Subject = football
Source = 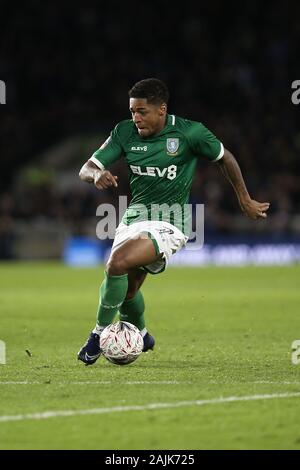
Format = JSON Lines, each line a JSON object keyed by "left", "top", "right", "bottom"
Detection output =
{"left": 100, "top": 321, "right": 144, "bottom": 365}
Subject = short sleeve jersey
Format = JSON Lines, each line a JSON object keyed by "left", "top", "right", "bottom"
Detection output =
{"left": 90, "top": 114, "right": 224, "bottom": 235}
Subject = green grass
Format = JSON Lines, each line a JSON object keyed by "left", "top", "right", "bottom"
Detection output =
{"left": 0, "top": 262, "right": 300, "bottom": 449}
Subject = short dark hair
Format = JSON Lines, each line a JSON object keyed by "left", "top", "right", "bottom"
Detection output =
{"left": 128, "top": 78, "right": 169, "bottom": 105}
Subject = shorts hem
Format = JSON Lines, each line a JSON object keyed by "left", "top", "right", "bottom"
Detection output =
{"left": 145, "top": 231, "right": 161, "bottom": 256}
{"left": 142, "top": 262, "right": 166, "bottom": 275}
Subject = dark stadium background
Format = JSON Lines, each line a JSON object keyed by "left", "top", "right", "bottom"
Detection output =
{"left": 0, "top": 1, "right": 299, "bottom": 262}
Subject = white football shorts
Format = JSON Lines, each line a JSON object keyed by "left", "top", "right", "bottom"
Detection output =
{"left": 111, "top": 220, "right": 188, "bottom": 274}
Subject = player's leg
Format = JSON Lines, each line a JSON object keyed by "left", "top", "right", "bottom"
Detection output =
{"left": 119, "top": 268, "right": 155, "bottom": 351}
{"left": 106, "top": 236, "right": 161, "bottom": 276}
{"left": 78, "top": 236, "right": 160, "bottom": 364}
{"left": 121, "top": 268, "right": 147, "bottom": 328}
{"left": 119, "top": 269, "right": 147, "bottom": 330}
{"left": 125, "top": 268, "right": 148, "bottom": 301}
{"left": 96, "top": 236, "right": 160, "bottom": 328}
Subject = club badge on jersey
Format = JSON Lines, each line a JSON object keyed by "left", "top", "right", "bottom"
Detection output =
{"left": 166, "top": 138, "right": 179, "bottom": 156}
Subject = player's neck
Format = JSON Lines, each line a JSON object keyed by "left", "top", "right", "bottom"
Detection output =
{"left": 154, "top": 114, "right": 168, "bottom": 135}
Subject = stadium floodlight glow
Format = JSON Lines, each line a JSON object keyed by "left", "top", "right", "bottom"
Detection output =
{"left": 0, "top": 80, "right": 6, "bottom": 104}
{"left": 291, "top": 80, "right": 300, "bottom": 105}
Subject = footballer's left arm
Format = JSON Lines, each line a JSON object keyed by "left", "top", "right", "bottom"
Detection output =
{"left": 217, "top": 148, "right": 270, "bottom": 219}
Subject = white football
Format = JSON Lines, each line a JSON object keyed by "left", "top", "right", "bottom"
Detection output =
{"left": 100, "top": 321, "right": 144, "bottom": 365}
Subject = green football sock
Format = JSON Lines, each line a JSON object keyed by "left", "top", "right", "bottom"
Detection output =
{"left": 119, "top": 290, "right": 146, "bottom": 331}
{"left": 96, "top": 272, "right": 128, "bottom": 327}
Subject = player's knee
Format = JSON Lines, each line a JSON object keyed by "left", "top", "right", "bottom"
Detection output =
{"left": 106, "top": 253, "right": 128, "bottom": 276}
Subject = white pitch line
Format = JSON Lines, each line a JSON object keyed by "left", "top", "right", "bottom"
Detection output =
{"left": 253, "top": 381, "right": 300, "bottom": 385}
{"left": 0, "top": 380, "right": 189, "bottom": 385}
{"left": 0, "top": 382, "right": 41, "bottom": 385}
{"left": 71, "top": 381, "right": 190, "bottom": 385}
{"left": 1, "top": 380, "right": 300, "bottom": 386}
{"left": 0, "top": 392, "right": 300, "bottom": 423}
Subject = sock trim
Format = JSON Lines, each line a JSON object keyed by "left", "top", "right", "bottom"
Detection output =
{"left": 105, "top": 271, "right": 128, "bottom": 279}
{"left": 100, "top": 302, "right": 123, "bottom": 309}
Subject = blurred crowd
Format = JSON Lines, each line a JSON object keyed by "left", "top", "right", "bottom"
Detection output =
{"left": 0, "top": 1, "right": 300, "bottom": 257}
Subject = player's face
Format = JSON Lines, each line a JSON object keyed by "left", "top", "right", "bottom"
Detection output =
{"left": 129, "top": 98, "right": 167, "bottom": 138}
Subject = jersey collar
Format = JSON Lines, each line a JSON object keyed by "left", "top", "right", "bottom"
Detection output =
{"left": 148, "top": 114, "right": 175, "bottom": 139}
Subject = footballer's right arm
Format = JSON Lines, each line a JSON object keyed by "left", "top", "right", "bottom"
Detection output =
{"left": 79, "top": 160, "right": 118, "bottom": 190}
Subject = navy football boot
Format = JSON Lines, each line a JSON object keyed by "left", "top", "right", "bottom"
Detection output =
{"left": 77, "top": 332, "right": 102, "bottom": 365}
{"left": 142, "top": 332, "right": 155, "bottom": 352}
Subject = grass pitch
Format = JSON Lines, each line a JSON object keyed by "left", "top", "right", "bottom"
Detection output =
{"left": 0, "top": 262, "right": 300, "bottom": 449}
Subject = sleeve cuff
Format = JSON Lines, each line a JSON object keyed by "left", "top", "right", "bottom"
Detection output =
{"left": 89, "top": 156, "right": 105, "bottom": 170}
{"left": 213, "top": 142, "right": 224, "bottom": 162}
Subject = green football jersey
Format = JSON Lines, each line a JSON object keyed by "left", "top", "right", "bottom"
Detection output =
{"left": 90, "top": 114, "right": 224, "bottom": 235}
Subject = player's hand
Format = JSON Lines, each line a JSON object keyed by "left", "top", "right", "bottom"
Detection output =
{"left": 240, "top": 198, "right": 270, "bottom": 219}
{"left": 94, "top": 170, "right": 118, "bottom": 190}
